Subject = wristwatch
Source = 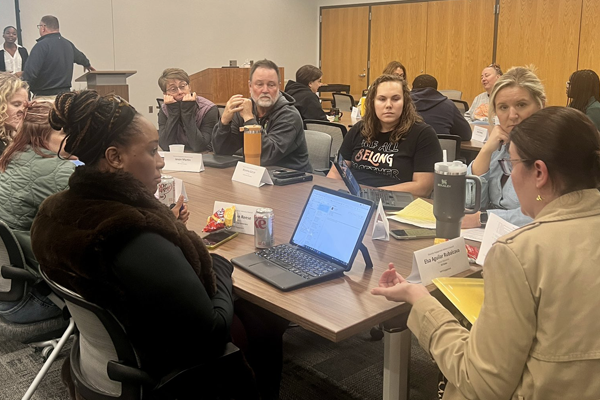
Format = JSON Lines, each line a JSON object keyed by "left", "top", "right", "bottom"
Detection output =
{"left": 479, "top": 211, "right": 488, "bottom": 228}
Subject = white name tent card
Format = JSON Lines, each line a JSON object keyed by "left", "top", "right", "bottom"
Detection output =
{"left": 173, "top": 177, "right": 188, "bottom": 202}
{"left": 213, "top": 201, "right": 259, "bottom": 235}
{"left": 406, "top": 237, "right": 470, "bottom": 286}
{"left": 231, "top": 162, "right": 273, "bottom": 187}
{"left": 475, "top": 213, "right": 518, "bottom": 266}
{"left": 371, "top": 199, "right": 390, "bottom": 241}
{"left": 159, "top": 151, "right": 205, "bottom": 172}
{"left": 471, "top": 126, "right": 488, "bottom": 143}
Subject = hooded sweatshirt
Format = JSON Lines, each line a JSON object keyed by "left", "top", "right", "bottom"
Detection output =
{"left": 212, "top": 91, "right": 311, "bottom": 172}
{"left": 284, "top": 80, "right": 327, "bottom": 121}
{"left": 411, "top": 87, "right": 472, "bottom": 141}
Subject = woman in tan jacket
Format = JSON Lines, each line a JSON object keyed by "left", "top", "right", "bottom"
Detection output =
{"left": 372, "top": 106, "right": 600, "bottom": 400}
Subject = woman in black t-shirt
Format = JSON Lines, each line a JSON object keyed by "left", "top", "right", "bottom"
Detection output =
{"left": 328, "top": 74, "right": 442, "bottom": 197}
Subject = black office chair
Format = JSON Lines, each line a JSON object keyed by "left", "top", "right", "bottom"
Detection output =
{"left": 318, "top": 84, "right": 351, "bottom": 94}
{"left": 41, "top": 269, "right": 257, "bottom": 400}
{"left": 450, "top": 99, "right": 469, "bottom": 115}
{"left": 217, "top": 104, "right": 226, "bottom": 119}
{"left": 0, "top": 220, "right": 74, "bottom": 400}
{"left": 332, "top": 93, "right": 355, "bottom": 112}
{"left": 304, "top": 119, "right": 348, "bottom": 160}
{"left": 438, "top": 134, "right": 464, "bottom": 163}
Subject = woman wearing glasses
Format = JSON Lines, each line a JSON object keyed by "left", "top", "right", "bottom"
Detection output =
{"left": 465, "top": 64, "right": 503, "bottom": 123}
{"left": 157, "top": 68, "right": 218, "bottom": 152}
{"left": 373, "top": 106, "right": 600, "bottom": 400}
{"left": 566, "top": 69, "right": 600, "bottom": 130}
{"left": 463, "top": 66, "right": 545, "bottom": 228}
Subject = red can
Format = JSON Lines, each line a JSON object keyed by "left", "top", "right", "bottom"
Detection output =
{"left": 254, "top": 208, "right": 274, "bottom": 248}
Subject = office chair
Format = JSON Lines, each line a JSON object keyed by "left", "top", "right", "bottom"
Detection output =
{"left": 217, "top": 104, "right": 226, "bottom": 119}
{"left": 437, "top": 134, "right": 463, "bottom": 163}
{"left": 304, "top": 130, "right": 333, "bottom": 175}
{"left": 304, "top": 119, "right": 347, "bottom": 160}
{"left": 450, "top": 99, "right": 469, "bottom": 114}
{"left": 318, "top": 84, "right": 350, "bottom": 94}
{"left": 439, "top": 90, "right": 462, "bottom": 100}
{"left": 41, "top": 269, "right": 257, "bottom": 400}
{"left": 332, "top": 93, "right": 355, "bottom": 112}
{"left": 155, "top": 98, "right": 164, "bottom": 110}
{"left": 0, "top": 220, "right": 74, "bottom": 400}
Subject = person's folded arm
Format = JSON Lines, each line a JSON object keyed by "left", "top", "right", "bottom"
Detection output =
{"left": 212, "top": 114, "right": 246, "bottom": 155}
{"left": 158, "top": 105, "right": 181, "bottom": 151}
{"left": 259, "top": 112, "right": 303, "bottom": 166}
{"left": 408, "top": 242, "right": 535, "bottom": 399}
{"left": 181, "top": 103, "right": 218, "bottom": 152}
{"left": 113, "top": 232, "right": 234, "bottom": 344}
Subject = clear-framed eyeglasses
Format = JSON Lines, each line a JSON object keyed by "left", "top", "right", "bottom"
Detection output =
{"left": 166, "top": 82, "right": 189, "bottom": 94}
{"left": 498, "top": 158, "right": 530, "bottom": 175}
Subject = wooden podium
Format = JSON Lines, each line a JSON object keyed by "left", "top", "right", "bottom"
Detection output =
{"left": 75, "top": 71, "right": 137, "bottom": 101}
{"left": 190, "top": 67, "right": 284, "bottom": 104}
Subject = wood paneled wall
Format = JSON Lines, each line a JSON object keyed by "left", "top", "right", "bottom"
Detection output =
{"left": 578, "top": 0, "right": 600, "bottom": 71}
{"left": 321, "top": 7, "right": 370, "bottom": 99}
{"left": 496, "top": 0, "right": 583, "bottom": 106}
{"left": 370, "top": 2, "right": 428, "bottom": 84}
{"left": 425, "top": 0, "right": 496, "bottom": 105}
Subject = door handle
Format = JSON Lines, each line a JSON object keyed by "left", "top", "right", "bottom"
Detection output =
{"left": 359, "top": 73, "right": 366, "bottom": 78}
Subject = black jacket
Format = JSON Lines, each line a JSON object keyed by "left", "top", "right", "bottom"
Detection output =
{"left": 284, "top": 80, "right": 327, "bottom": 121}
{"left": 0, "top": 46, "right": 28, "bottom": 72}
{"left": 410, "top": 87, "right": 472, "bottom": 141}
{"left": 22, "top": 33, "right": 90, "bottom": 96}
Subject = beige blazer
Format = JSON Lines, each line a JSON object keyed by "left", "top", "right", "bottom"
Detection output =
{"left": 408, "top": 189, "right": 600, "bottom": 400}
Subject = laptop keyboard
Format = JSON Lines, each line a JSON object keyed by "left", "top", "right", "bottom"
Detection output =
{"left": 257, "top": 245, "right": 337, "bottom": 280}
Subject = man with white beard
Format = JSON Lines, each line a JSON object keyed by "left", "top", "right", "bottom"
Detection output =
{"left": 212, "top": 59, "right": 311, "bottom": 172}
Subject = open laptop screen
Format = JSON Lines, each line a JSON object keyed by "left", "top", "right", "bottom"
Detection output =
{"left": 335, "top": 154, "right": 362, "bottom": 196}
{"left": 290, "top": 186, "right": 373, "bottom": 267}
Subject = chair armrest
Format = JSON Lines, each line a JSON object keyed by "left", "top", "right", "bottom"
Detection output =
{"left": 107, "top": 360, "right": 156, "bottom": 387}
{"left": 1, "top": 265, "right": 37, "bottom": 282}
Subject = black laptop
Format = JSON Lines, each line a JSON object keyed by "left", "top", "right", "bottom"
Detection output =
{"left": 203, "top": 154, "right": 242, "bottom": 168}
{"left": 232, "top": 185, "right": 374, "bottom": 291}
{"left": 333, "top": 154, "right": 413, "bottom": 210}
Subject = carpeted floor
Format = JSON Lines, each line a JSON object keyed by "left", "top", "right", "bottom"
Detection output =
{"left": 0, "top": 326, "right": 439, "bottom": 400}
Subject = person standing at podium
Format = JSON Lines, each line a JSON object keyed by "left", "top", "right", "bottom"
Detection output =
{"left": 21, "top": 15, "right": 95, "bottom": 101}
{"left": 212, "top": 59, "right": 311, "bottom": 172}
{"left": 157, "top": 68, "right": 218, "bottom": 152}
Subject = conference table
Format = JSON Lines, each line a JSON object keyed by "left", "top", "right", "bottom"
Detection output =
{"left": 169, "top": 167, "right": 479, "bottom": 400}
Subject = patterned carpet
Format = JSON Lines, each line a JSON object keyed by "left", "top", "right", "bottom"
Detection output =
{"left": 0, "top": 326, "right": 439, "bottom": 400}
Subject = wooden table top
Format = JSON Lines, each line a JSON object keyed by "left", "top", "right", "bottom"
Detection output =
{"left": 171, "top": 168, "right": 479, "bottom": 342}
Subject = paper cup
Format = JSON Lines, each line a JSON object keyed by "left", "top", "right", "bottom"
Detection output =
{"left": 169, "top": 144, "right": 185, "bottom": 153}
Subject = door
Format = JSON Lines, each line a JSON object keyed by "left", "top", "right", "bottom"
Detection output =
{"left": 370, "top": 2, "right": 428, "bottom": 85}
{"left": 425, "top": 0, "right": 496, "bottom": 106}
{"left": 321, "top": 6, "right": 370, "bottom": 101}
{"left": 496, "top": 0, "right": 583, "bottom": 105}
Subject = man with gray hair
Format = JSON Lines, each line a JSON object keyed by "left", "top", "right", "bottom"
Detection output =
{"left": 22, "top": 15, "right": 95, "bottom": 99}
{"left": 212, "top": 59, "right": 311, "bottom": 172}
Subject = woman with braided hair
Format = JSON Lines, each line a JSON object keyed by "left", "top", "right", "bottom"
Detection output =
{"left": 31, "top": 90, "right": 287, "bottom": 399}
{"left": 566, "top": 69, "right": 600, "bottom": 130}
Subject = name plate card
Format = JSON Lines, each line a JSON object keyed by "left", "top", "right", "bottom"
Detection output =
{"left": 471, "top": 126, "right": 488, "bottom": 143}
{"left": 371, "top": 199, "right": 390, "bottom": 241}
{"left": 159, "top": 152, "right": 205, "bottom": 172}
{"left": 213, "top": 201, "right": 259, "bottom": 235}
{"left": 231, "top": 162, "right": 273, "bottom": 187}
{"left": 406, "top": 237, "right": 470, "bottom": 286}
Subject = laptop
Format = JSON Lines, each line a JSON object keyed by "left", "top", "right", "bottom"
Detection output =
{"left": 232, "top": 185, "right": 374, "bottom": 291}
{"left": 333, "top": 154, "right": 414, "bottom": 210}
{"left": 203, "top": 154, "right": 243, "bottom": 168}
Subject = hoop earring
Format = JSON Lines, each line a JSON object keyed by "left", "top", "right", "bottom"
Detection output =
{"left": 536, "top": 195, "right": 543, "bottom": 202}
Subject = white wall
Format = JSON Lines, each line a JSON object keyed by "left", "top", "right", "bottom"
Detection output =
{"left": 0, "top": 0, "right": 17, "bottom": 38}
{"left": 15, "top": 0, "right": 321, "bottom": 125}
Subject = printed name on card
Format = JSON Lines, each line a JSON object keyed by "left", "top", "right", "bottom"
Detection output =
{"left": 213, "top": 201, "right": 259, "bottom": 235}
{"left": 406, "top": 237, "right": 470, "bottom": 286}
{"left": 160, "top": 152, "right": 205, "bottom": 172}
{"left": 231, "top": 162, "right": 273, "bottom": 187}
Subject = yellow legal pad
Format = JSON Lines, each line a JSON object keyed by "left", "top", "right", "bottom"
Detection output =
{"left": 432, "top": 277, "right": 484, "bottom": 324}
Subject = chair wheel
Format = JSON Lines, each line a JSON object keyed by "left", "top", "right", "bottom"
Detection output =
{"left": 42, "top": 346, "right": 53, "bottom": 360}
{"left": 370, "top": 326, "right": 384, "bottom": 341}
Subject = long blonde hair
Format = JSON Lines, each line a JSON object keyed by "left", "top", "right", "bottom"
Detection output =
{"left": 489, "top": 66, "right": 546, "bottom": 120}
{"left": 0, "top": 73, "right": 29, "bottom": 148}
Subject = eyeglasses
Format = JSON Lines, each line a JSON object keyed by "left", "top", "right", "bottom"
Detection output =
{"left": 166, "top": 82, "right": 189, "bottom": 94}
{"left": 498, "top": 158, "right": 530, "bottom": 175}
{"left": 36, "top": 24, "right": 46, "bottom": 29}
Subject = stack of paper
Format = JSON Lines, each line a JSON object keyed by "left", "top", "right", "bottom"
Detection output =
{"left": 387, "top": 198, "right": 436, "bottom": 229}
